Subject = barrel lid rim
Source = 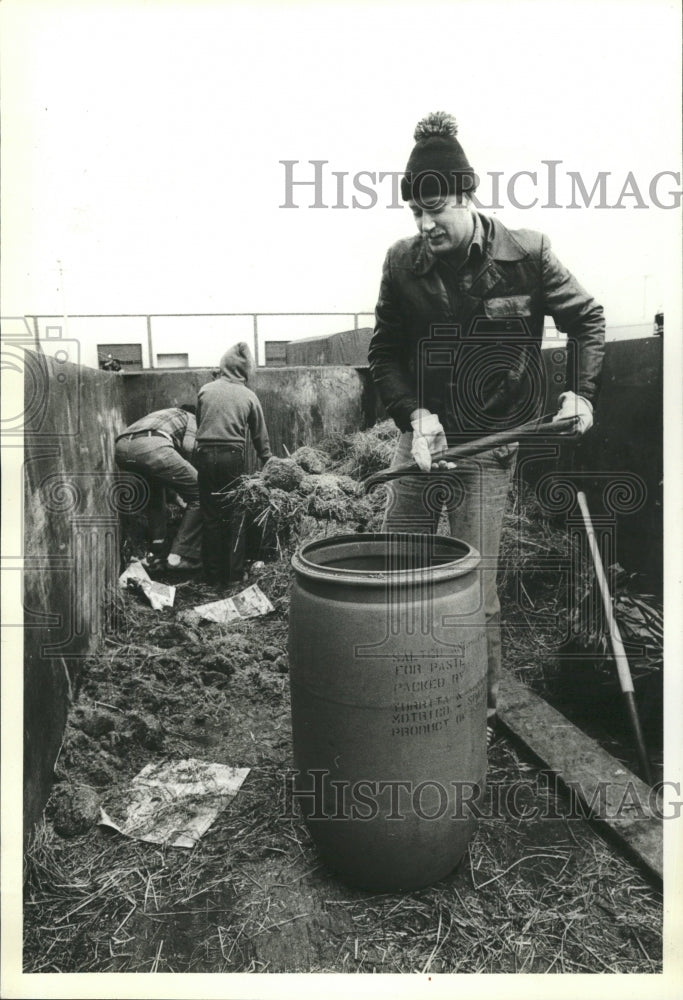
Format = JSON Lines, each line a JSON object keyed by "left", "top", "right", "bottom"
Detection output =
{"left": 290, "top": 531, "right": 481, "bottom": 585}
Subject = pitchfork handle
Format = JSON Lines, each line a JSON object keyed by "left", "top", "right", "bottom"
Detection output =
{"left": 363, "top": 415, "right": 579, "bottom": 491}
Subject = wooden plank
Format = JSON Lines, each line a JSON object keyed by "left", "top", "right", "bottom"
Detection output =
{"left": 498, "top": 672, "right": 662, "bottom": 882}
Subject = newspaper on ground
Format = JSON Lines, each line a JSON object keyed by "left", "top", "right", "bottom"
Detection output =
{"left": 118, "top": 558, "right": 176, "bottom": 611}
{"left": 184, "top": 583, "right": 274, "bottom": 625}
{"left": 99, "top": 759, "right": 250, "bottom": 848}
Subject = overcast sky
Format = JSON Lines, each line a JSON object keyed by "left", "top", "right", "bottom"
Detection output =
{"left": 1, "top": 0, "right": 681, "bottom": 335}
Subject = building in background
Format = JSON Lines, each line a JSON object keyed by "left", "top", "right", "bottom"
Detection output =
{"left": 22, "top": 313, "right": 656, "bottom": 371}
{"left": 26, "top": 313, "right": 376, "bottom": 370}
{"left": 264, "top": 341, "right": 289, "bottom": 367}
{"left": 284, "top": 327, "right": 374, "bottom": 366}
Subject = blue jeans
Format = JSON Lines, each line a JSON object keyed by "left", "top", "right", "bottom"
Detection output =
{"left": 115, "top": 436, "right": 202, "bottom": 560}
{"left": 382, "top": 432, "right": 518, "bottom": 718}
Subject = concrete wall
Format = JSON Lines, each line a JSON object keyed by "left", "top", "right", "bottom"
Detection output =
{"left": 573, "top": 337, "right": 663, "bottom": 581}
{"left": 518, "top": 338, "right": 662, "bottom": 586}
{"left": 22, "top": 350, "right": 128, "bottom": 835}
{"left": 121, "top": 366, "right": 380, "bottom": 470}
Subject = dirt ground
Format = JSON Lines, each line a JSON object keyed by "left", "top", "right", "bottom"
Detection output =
{"left": 24, "top": 558, "right": 662, "bottom": 974}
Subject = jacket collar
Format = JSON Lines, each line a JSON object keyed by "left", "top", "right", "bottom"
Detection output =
{"left": 412, "top": 211, "right": 529, "bottom": 276}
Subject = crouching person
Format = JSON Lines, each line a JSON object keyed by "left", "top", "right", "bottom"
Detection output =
{"left": 196, "top": 342, "right": 272, "bottom": 586}
{"left": 114, "top": 404, "right": 202, "bottom": 570}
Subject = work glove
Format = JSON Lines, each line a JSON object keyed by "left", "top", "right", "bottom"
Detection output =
{"left": 410, "top": 410, "right": 449, "bottom": 471}
{"left": 553, "top": 391, "right": 594, "bottom": 435}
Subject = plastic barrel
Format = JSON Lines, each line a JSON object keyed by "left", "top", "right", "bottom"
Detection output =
{"left": 288, "top": 532, "right": 487, "bottom": 891}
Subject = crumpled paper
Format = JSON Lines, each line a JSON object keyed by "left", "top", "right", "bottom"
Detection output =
{"left": 184, "top": 583, "right": 274, "bottom": 625}
{"left": 99, "top": 759, "right": 250, "bottom": 848}
{"left": 119, "top": 559, "right": 175, "bottom": 611}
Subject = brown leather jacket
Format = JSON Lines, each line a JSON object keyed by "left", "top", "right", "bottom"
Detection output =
{"left": 369, "top": 212, "right": 605, "bottom": 438}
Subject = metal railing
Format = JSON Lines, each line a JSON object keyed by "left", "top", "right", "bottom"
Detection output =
{"left": 25, "top": 312, "right": 376, "bottom": 368}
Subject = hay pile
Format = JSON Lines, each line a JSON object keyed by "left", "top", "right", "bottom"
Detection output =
{"left": 571, "top": 565, "right": 663, "bottom": 680}
{"left": 319, "top": 419, "right": 398, "bottom": 480}
{"left": 218, "top": 421, "right": 397, "bottom": 558}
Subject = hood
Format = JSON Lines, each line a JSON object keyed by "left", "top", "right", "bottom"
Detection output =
{"left": 219, "top": 341, "right": 255, "bottom": 382}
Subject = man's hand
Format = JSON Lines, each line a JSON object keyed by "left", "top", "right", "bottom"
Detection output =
{"left": 410, "top": 409, "right": 452, "bottom": 471}
{"left": 553, "top": 391, "right": 594, "bottom": 435}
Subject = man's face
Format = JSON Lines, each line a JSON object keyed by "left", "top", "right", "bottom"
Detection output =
{"left": 409, "top": 193, "right": 474, "bottom": 255}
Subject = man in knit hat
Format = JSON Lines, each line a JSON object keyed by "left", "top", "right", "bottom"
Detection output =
{"left": 195, "top": 342, "right": 272, "bottom": 586}
{"left": 368, "top": 112, "right": 605, "bottom": 745}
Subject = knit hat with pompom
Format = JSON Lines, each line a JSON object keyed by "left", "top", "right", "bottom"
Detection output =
{"left": 219, "top": 341, "right": 255, "bottom": 382}
{"left": 401, "top": 112, "right": 477, "bottom": 202}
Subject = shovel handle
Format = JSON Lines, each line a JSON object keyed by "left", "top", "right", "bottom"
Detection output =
{"left": 364, "top": 415, "right": 579, "bottom": 491}
{"left": 576, "top": 490, "right": 653, "bottom": 786}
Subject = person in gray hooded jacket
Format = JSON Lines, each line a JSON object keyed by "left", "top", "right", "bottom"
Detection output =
{"left": 195, "top": 342, "right": 272, "bottom": 585}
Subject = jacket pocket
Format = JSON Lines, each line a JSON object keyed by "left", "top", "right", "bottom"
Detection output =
{"left": 482, "top": 295, "right": 532, "bottom": 319}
